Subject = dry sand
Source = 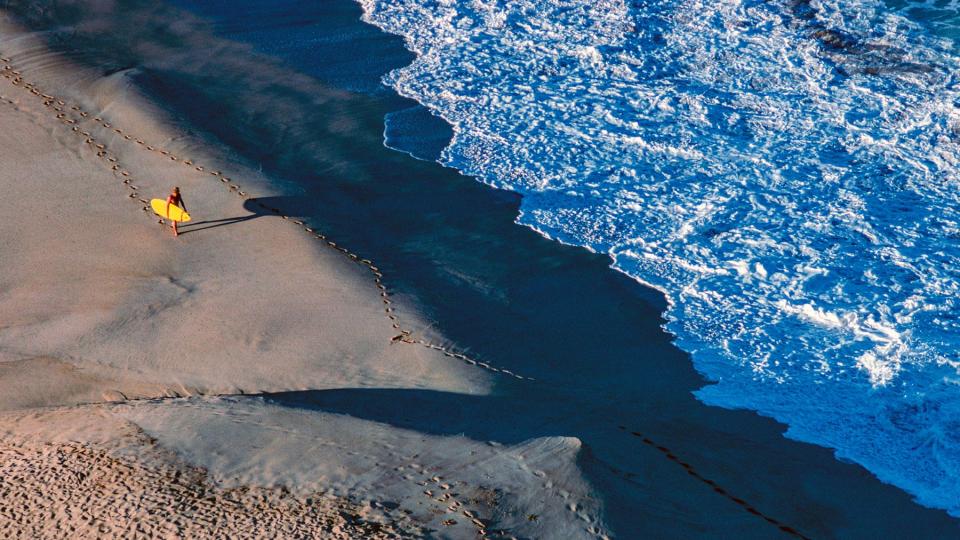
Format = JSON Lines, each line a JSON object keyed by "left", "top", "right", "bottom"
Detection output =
{"left": 0, "top": 19, "right": 599, "bottom": 539}
{"left": 0, "top": 411, "right": 422, "bottom": 540}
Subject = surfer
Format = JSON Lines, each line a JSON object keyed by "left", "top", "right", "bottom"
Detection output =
{"left": 166, "top": 187, "right": 187, "bottom": 236}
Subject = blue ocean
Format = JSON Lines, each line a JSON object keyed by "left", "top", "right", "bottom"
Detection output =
{"left": 143, "top": 0, "right": 960, "bottom": 520}
{"left": 345, "top": 0, "right": 960, "bottom": 515}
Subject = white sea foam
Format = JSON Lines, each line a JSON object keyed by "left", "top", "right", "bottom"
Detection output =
{"left": 357, "top": 0, "right": 960, "bottom": 515}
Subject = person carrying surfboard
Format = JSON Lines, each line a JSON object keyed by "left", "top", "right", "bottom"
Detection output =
{"left": 166, "top": 187, "right": 187, "bottom": 236}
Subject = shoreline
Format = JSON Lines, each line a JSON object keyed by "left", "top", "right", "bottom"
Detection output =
{"left": 356, "top": 0, "right": 960, "bottom": 518}
{"left": 0, "top": 2, "right": 958, "bottom": 538}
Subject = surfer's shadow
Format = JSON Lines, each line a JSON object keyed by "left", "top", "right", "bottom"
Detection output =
{"left": 178, "top": 196, "right": 301, "bottom": 235}
{"left": 178, "top": 215, "right": 257, "bottom": 234}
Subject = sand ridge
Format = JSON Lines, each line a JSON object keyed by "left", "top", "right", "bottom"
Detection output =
{"left": 0, "top": 54, "right": 532, "bottom": 385}
{"left": 0, "top": 59, "right": 484, "bottom": 399}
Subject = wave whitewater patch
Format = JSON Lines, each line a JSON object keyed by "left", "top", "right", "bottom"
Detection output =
{"left": 356, "top": 0, "right": 960, "bottom": 515}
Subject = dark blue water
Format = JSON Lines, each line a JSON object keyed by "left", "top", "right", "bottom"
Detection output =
{"left": 166, "top": 0, "right": 406, "bottom": 94}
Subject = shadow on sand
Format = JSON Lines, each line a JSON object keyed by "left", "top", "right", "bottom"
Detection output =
{"left": 177, "top": 197, "right": 302, "bottom": 235}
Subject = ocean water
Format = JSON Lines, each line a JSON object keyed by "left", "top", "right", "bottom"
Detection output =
{"left": 354, "top": 0, "right": 960, "bottom": 515}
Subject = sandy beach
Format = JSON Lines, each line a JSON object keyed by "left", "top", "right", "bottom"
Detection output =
{"left": 2, "top": 2, "right": 960, "bottom": 538}
{"left": 0, "top": 18, "right": 524, "bottom": 539}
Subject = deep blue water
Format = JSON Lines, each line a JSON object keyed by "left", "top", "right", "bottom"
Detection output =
{"left": 172, "top": 0, "right": 960, "bottom": 517}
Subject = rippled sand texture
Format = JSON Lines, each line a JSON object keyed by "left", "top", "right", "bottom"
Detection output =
{"left": 0, "top": 437, "right": 418, "bottom": 539}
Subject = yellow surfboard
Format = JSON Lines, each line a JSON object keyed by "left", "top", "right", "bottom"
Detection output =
{"left": 150, "top": 199, "right": 192, "bottom": 223}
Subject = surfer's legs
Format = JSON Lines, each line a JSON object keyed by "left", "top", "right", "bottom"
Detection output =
{"left": 172, "top": 220, "right": 179, "bottom": 236}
